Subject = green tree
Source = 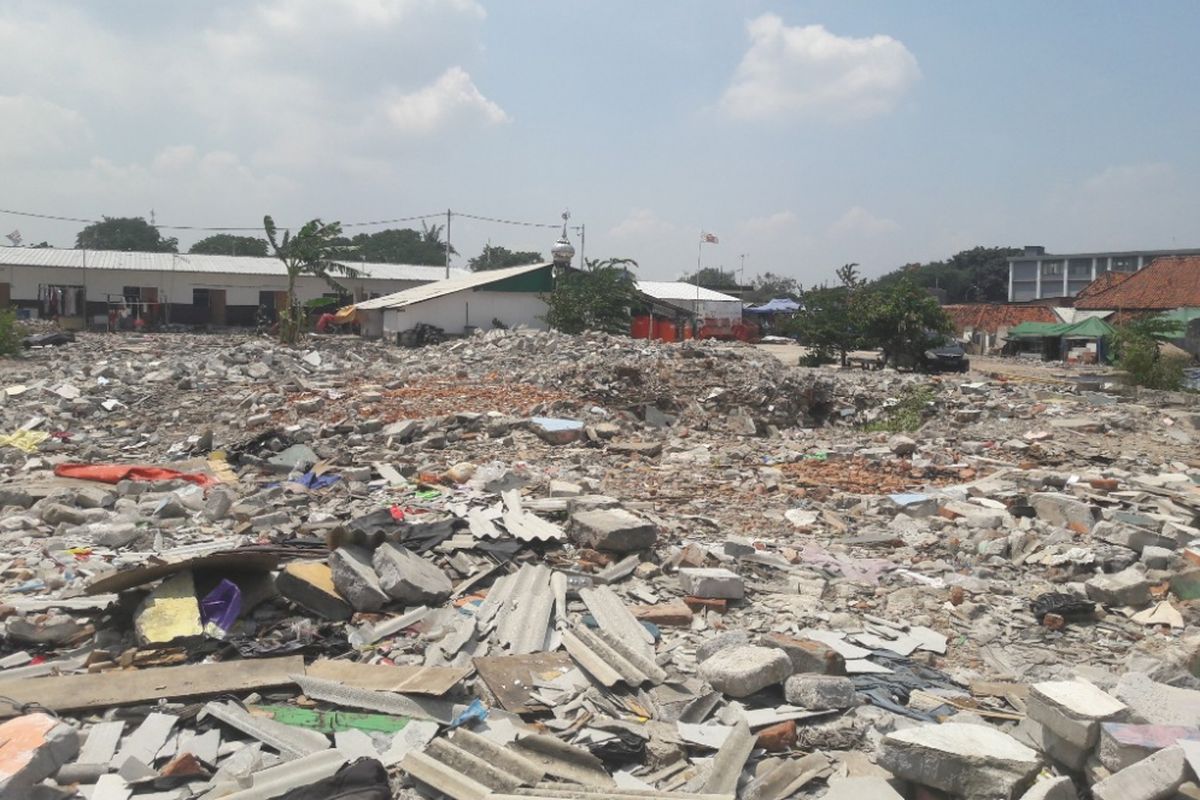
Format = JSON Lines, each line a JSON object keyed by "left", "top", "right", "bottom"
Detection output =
{"left": 263, "top": 215, "right": 362, "bottom": 344}
{"left": 1111, "top": 314, "right": 1188, "bottom": 390}
{"left": 544, "top": 258, "right": 640, "bottom": 334}
{"left": 75, "top": 216, "right": 178, "bottom": 252}
{"left": 784, "top": 284, "right": 857, "bottom": 365}
{"left": 334, "top": 224, "right": 457, "bottom": 266}
{"left": 858, "top": 276, "right": 953, "bottom": 366}
{"left": 189, "top": 234, "right": 269, "bottom": 257}
{"left": 745, "top": 272, "right": 802, "bottom": 304}
{"left": 0, "top": 307, "right": 21, "bottom": 356}
{"left": 872, "top": 246, "right": 1020, "bottom": 303}
{"left": 469, "top": 245, "right": 544, "bottom": 271}
{"left": 679, "top": 267, "right": 739, "bottom": 289}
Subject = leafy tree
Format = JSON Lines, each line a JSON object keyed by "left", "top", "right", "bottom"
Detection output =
{"left": 783, "top": 284, "right": 857, "bottom": 365}
{"left": 334, "top": 223, "right": 457, "bottom": 266}
{"left": 872, "top": 246, "right": 1020, "bottom": 303}
{"left": 836, "top": 262, "right": 864, "bottom": 289}
{"left": 75, "top": 216, "right": 178, "bottom": 252}
{"left": 745, "top": 272, "right": 802, "bottom": 304}
{"left": 189, "top": 234, "right": 269, "bottom": 257}
{"left": 544, "top": 258, "right": 640, "bottom": 334}
{"left": 31, "top": 241, "right": 52, "bottom": 249}
{"left": 1111, "top": 314, "right": 1189, "bottom": 390}
{"left": 0, "top": 307, "right": 21, "bottom": 356}
{"left": 469, "top": 244, "right": 544, "bottom": 271}
{"left": 679, "top": 267, "right": 739, "bottom": 289}
{"left": 858, "top": 276, "right": 953, "bottom": 366}
{"left": 263, "top": 215, "right": 362, "bottom": 344}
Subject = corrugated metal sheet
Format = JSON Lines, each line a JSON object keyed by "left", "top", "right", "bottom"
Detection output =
{"left": 560, "top": 624, "right": 665, "bottom": 688}
{"left": 356, "top": 262, "right": 552, "bottom": 310}
{"left": 0, "top": 246, "right": 465, "bottom": 282}
{"left": 635, "top": 281, "right": 740, "bottom": 303}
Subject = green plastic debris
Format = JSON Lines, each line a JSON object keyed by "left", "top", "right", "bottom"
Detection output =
{"left": 254, "top": 704, "right": 410, "bottom": 734}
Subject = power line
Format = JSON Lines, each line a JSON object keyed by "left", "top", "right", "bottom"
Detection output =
{"left": 0, "top": 206, "right": 570, "bottom": 233}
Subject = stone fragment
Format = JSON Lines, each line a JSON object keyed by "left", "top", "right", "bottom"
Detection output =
{"left": 1018, "top": 776, "right": 1077, "bottom": 800}
{"left": 0, "top": 487, "right": 32, "bottom": 509}
{"left": 267, "top": 444, "right": 319, "bottom": 473}
{"left": 1027, "top": 680, "right": 1127, "bottom": 750}
{"left": 275, "top": 562, "right": 352, "bottom": 621}
{"left": 699, "top": 645, "right": 792, "bottom": 698}
{"left": 570, "top": 508, "right": 657, "bottom": 552}
{"left": 372, "top": 544, "right": 452, "bottom": 605}
{"left": 1140, "top": 546, "right": 1173, "bottom": 569}
{"left": 1086, "top": 568, "right": 1152, "bottom": 607}
{"left": 329, "top": 546, "right": 389, "bottom": 612}
{"left": 696, "top": 631, "right": 751, "bottom": 663}
{"left": 678, "top": 567, "right": 744, "bottom": 600}
{"left": 1092, "top": 745, "right": 1186, "bottom": 800}
{"left": 1094, "top": 521, "right": 1177, "bottom": 554}
{"left": 1115, "top": 673, "right": 1200, "bottom": 727}
{"left": 528, "top": 417, "right": 584, "bottom": 445}
{"left": 40, "top": 503, "right": 87, "bottom": 526}
{"left": 1031, "top": 492, "right": 1099, "bottom": 531}
{"left": 1099, "top": 722, "right": 1200, "bottom": 772}
{"left": 760, "top": 632, "right": 847, "bottom": 675}
{"left": 877, "top": 722, "right": 1041, "bottom": 800}
{"left": 889, "top": 435, "right": 917, "bottom": 456}
{"left": 784, "top": 674, "right": 857, "bottom": 710}
{"left": 0, "top": 713, "right": 79, "bottom": 799}
{"left": 203, "top": 487, "right": 234, "bottom": 522}
{"left": 134, "top": 571, "right": 203, "bottom": 645}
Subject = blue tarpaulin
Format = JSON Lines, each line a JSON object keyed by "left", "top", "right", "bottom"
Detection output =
{"left": 746, "top": 297, "right": 801, "bottom": 313}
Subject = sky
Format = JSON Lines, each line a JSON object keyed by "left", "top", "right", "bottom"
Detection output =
{"left": 2, "top": 0, "right": 1199, "bottom": 285}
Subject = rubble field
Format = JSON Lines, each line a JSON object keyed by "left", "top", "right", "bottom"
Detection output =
{"left": 1, "top": 328, "right": 1200, "bottom": 800}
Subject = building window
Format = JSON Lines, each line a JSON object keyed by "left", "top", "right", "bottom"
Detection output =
{"left": 193, "top": 288, "right": 210, "bottom": 306}
{"left": 1040, "top": 260, "right": 1063, "bottom": 277}
{"left": 1112, "top": 257, "right": 1137, "bottom": 272}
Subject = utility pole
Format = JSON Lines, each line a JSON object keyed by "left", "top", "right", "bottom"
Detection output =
{"left": 444, "top": 209, "right": 451, "bottom": 279}
{"left": 738, "top": 253, "right": 747, "bottom": 286}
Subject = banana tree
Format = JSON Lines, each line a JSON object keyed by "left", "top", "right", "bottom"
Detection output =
{"left": 263, "top": 215, "right": 361, "bottom": 344}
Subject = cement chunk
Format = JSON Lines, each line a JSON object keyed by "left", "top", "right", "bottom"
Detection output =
{"left": 570, "top": 508, "right": 657, "bottom": 552}
{"left": 678, "top": 567, "right": 744, "bottom": 600}
{"left": 783, "top": 674, "right": 857, "bottom": 710}
{"left": 372, "top": 543, "right": 452, "bottom": 605}
{"left": 699, "top": 645, "right": 792, "bottom": 698}
{"left": 1031, "top": 492, "right": 1099, "bottom": 531}
{"left": 1028, "top": 680, "right": 1127, "bottom": 749}
{"left": 877, "top": 722, "right": 1041, "bottom": 800}
{"left": 1018, "top": 776, "right": 1076, "bottom": 800}
{"left": 275, "top": 562, "right": 352, "bottom": 621}
{"left": 1092, "top": 745, "right": 1187, "bottom": 800}
{"left": 1115, "top": 672, "right": 1200, "bottom": 727}
{"left": 1086, "top": 568, "right": 1152, "bottom": 607}
{"left": 329, "top": 546, "right": 389, "bottom": 612}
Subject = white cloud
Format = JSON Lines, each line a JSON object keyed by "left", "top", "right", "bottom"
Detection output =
{"left": 0, "top": 95, "right": 91, "bottom": 161}
{"left": 829, "top": 206, "right": 900, "bottom": 238}
{"left": 720, "top": 15, "right": 919, "bottom": 121}
{"left": 384, "top": 67, "right": 509, "bottom": 135}
{"left": 739, "top": 210, "right": 797, "bottom": 234}
{"left": 608, "top": 208, "right": 677, "bottom": 239}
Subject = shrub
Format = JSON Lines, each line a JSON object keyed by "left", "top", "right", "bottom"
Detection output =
{"left": 0, "top": 308, "right": 21, "bottom": 356}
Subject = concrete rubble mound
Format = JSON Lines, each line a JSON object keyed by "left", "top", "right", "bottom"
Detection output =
{"left": 0, "top": 329, "right": 1199, "bottom": 799}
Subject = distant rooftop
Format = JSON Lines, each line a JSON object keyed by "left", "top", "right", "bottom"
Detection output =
{"left": 0, "top": 246, "right": 468, "bottom": 282}
{"left": 1008, "top": 245, "right": 1200, "bottom": 261}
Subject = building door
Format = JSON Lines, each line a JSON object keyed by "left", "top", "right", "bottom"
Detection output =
{"left": 0, "top": 283, "right": 9, "bottom": 307}
{"left": 209, "top": 289, "right": 227, "bottom": 326}
{"left": 141, "top": 287, "right": 159, "bottom": 325}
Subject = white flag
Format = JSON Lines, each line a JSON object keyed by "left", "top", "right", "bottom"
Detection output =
{"left": 5, "top": 230, "right": 20, "bottom": 246}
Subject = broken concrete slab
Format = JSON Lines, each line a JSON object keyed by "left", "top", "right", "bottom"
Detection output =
{"left": 275, "top": 561, "right": 353, "bottom": 621}
{"left": 877, "top": 722, "right": 1041, "bottom": 800}
{"left": 0, "top": 713, "right": 79, "bottom": 799}
{"left": 1027, "top": 680, "right": 1127, "bottom": 750}
{"left": 678, "top": 567, "right": 744, "bottom": 600}
{"left": 1092, "top": 744, "right": 1187, "bottom": 800}
{"left": 1086, "top": 568, "right": 1152, "bottom": 608}
{"left": 1115, "top": 672, "right": 1200, "bottom": 727}
{"left": 699, "top": 645, "right": 792, "bottom": 698}
{"left": 569, "top": 508, "right": 657, "bottom": 552}
{"left": 1099, "top": 722, "right": 1200, "bottom": 772}
{"left": 329, "top": 545, "right": 389, "bottom": 612}
{"left": 372, "top": 543, "right": 452, "bottom": 605}
{"left": 1031, "top": 492, "right": 1099, "bottom": 532}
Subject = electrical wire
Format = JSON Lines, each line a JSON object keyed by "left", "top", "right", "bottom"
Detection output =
{"left": 0, "top": 206, "right": 567, "bottom": 232}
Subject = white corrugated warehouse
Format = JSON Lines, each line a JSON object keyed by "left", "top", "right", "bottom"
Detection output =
{"left": 355, "top": 262, "right": 555, "bottom": 339}
{"left": 0, "top": 246, "right": 466, "bottom": 327}
{"left": 635, "top": 281, "right": 743, "bottom": 322}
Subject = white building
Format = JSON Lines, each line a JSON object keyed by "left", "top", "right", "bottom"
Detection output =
{"left": 634, "top": 281, "right": 743, "bottom": 323}
{"left": 355, "top": 262, "right": 555, "bottom": 339}
{"left": 0, "top": 246, "right": 466, "bottom": 328}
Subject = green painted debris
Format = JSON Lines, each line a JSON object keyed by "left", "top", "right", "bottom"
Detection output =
{"left": 254, "top": 705, "right": 410, "bottom": 734}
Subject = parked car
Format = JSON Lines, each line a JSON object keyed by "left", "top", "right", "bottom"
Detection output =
{"left": 919, "top": 339, "right": 970, "bottom": 373}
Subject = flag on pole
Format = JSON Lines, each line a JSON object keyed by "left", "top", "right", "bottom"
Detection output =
{"left": 700, "top": 232, "right": 719, "bottom": 244}
{"left": 5, "top": 230, "right": 20, "bottom": 246}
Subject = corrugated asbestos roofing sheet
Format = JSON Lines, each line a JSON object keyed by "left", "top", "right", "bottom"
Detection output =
{"left": 355, "top": 262, "right": 552, "bottom": 310}
{"left": 635, "top": 281, "right": 741, "bottom": 303}
{"left": 0, "top": 246, "right": 466, "bottom": 282}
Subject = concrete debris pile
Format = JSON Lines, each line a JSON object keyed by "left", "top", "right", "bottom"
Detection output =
{"left": 1, "top": 331, "right": 1200, "bottom": 799}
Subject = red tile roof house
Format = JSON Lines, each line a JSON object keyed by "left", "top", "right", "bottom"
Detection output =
{"left": 1075, "top": 255, "right": 1200, "bottom": 356}
{"left": 943, "top": 303, "right": 1058, "bottom": 353}
{"left": 1075, "top": 255, "right": 1200, "bottom": 312}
